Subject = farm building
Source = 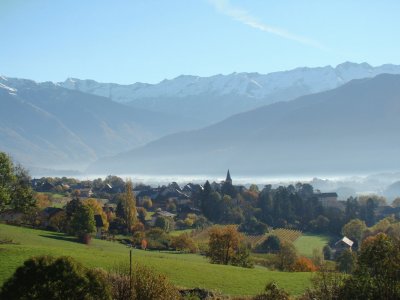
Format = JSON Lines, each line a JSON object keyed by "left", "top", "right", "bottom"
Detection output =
{"left": 334, "top": 236, "right": 354, "bottom": 254}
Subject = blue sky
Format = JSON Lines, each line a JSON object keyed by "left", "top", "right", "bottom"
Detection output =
{"left": 1, "top": 0, "right": 400, "bottom": 84}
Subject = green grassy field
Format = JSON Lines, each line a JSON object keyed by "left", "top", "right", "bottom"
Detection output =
{"left": 294, "top": 234, "right": 330, "bottom": 257}
{"left": 0, "top": 224, "right": 311, "bottom": 296}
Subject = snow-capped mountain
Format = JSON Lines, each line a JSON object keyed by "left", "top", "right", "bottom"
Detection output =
{"left": 88, "top": 74, "right": 400, "bottom": 176}
{"left": 58, "top": 62, "right": 400, "bottom": 125}
{"left": 60, "top": 62, "right": 400, "bottom": 101}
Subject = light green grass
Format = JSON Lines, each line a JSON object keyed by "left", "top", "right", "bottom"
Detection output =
{"left": 294, "top": 234, "right": 330, "bottom": 257}
{"left": 0, "top": 224, "right": 311, "bottom": 296}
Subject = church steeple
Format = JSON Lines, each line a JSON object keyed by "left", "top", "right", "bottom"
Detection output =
{"left": 225, "top": 169, "right": 232, "bottom": 185}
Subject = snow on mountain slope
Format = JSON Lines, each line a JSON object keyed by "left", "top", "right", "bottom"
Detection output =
{"left": 58, "top": 62, "right": 400, "bottom": 102}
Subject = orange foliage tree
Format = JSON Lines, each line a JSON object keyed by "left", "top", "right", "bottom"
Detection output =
{"left": 292, "top": 256, "right": 317, "bottom": 272}
{"left": 207, "top": 225, "right": 242, "bottom": 265}
{"left": 35, "top": 193, "right": 51, "bottom": 209}
{"left": 171, "top": 233, "right": 198, "bottom": 253}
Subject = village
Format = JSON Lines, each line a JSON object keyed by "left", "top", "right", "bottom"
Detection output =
{"left": 2, "top": 158, "right": 400, "bottom": 299}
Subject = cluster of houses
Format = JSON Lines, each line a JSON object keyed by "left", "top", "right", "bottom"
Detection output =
{"left": 2, "top": 172, "right": 400, "bottom": 253}
{"left": 313, "top": 190, "right": 400, "bottom": 221}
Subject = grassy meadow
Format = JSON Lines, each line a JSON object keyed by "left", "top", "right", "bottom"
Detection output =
{"left": 294, "top": 234, "right": 330, "bottom": 257}
{"left": 0, "top": 224, "right": 312, "bottom": 296}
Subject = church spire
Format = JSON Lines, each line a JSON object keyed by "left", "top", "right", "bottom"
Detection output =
{"left": 225, "top": 169, "right": 232, "bottom": 184}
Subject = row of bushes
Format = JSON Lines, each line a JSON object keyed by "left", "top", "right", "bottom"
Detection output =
{"left": 132, "top": 228, "right": 198, "bottom": 253}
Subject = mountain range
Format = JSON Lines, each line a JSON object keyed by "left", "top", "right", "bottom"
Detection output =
{"left": 60, "top": 62, "right": 400, "bottom": 125}
{"left": 88, "top": 74, "right": 400, "bottom": 176}
{"left": 1, "top": 62, "right": 400, "bottom": 174}
{"left": 0, "top": 77, "right": 191, "bottom": 170}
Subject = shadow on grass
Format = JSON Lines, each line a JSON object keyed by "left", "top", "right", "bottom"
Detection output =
{"left": 39, "top": 233, "right": 78, "bottom": 244}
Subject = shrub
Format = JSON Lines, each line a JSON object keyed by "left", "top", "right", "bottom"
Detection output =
{"left": 48, "top": 210, "right": 68, "bottom": 232}
{"left": 231, "top": 243, "right": 254, "bottom": 268}
{"left": 276, "top": 241, "right": 297, "bottom": 271}
{"left": 155, "top": 216, "right": 172, "bottom": 232}
{"left": 132, "top": 221, "right": 145, "bottom": 233}
{"left": 292, "top": 256, "right": 317, "bottom": 272}
{"left": 171, "top": 233, "right": 198, "bottom": 253}
{"left": 253, "top": 281, "right": 290, "bottom": 300}
{"left": 0, "top": 256, "right": 111, "bottom": 299}
{"left": 145, "top": 228, "right": 172, "bottom": 250}
{"left": 107, "top": 264, "right": 180, "bottom": 300}
{"left": 335, "top": 248, "right": 356, "bottom": 273}
{"left": 132, "top": 230, "right": 145, "bottom": 245}
{"left": 311, "top": 248, "right": 324, "bottom": 267}
{"left": 301, "top": 264, "right": 345, "bottom": 300}
{"left": 132, "top": 264, "right": 180, "bottom": 300}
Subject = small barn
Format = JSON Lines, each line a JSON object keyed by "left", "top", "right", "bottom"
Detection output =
{"left": 334, "top": 236, "right": 354, "bottom": 254}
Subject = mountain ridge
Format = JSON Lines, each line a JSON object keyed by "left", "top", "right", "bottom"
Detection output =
{"left": 0, "top": 77, "right": 195, "bottom": 170}
{"left": 57, "top": 62, "right": 400, "bottom": 125}
{"left": 87, "top": 73, "right": 400, "bottom": 176}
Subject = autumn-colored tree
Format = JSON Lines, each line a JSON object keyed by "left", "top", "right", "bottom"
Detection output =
{"left": 48, "top": 210, "right": 67, "bottom": 232}
{"left": 292, "top": 256, "right": 318, "bottom": 272}
{"left": 184, "top": 213, "right": 197, "bottom": 227}
{"left": 207, "top": 225, "right": 242, "bottom": 265}
{"left": 122, "top": 179, "right": 137, "bottom": 233}
{"left": 106, "top": 264, "right": 180, "bottom": 300}
{"left": 104, "top": 205, "right": 116, "bottom": 224}
{"left": 132, "top": 231, "right": 146, "bottom": 247}
{"left": 141, "top": 239, "right": 148, "bottom": 250}
{"left": 83, "top": 198, "right": 109, "bottom": 230}
{"left": 35, "top": 193, "right": 51, "bottom": 209}
{"left": 171, "top": 233, "right": 198, "bottom": 253}
{"left": 132, "top": 222, "right": 145, "bottom": 233}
